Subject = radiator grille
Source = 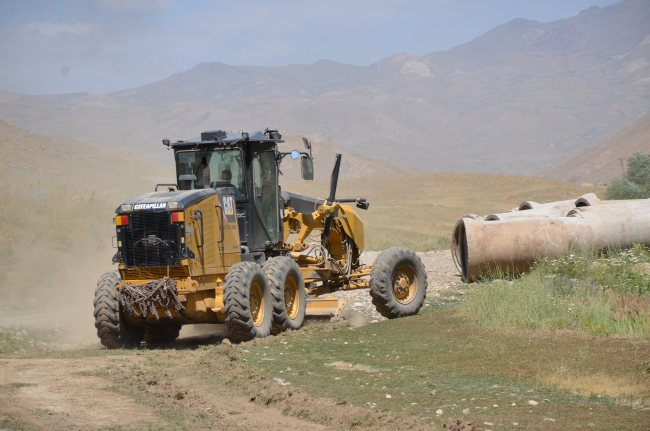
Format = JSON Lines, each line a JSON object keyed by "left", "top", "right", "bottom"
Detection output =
{"left": 123, "top": 211, "right": 181, "bottom": 267}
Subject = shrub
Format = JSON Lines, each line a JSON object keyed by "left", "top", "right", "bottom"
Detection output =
{"left": 605, "top": 152, "right": 650, "bottom": 199}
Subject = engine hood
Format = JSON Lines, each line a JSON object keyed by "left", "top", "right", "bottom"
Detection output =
{"left": 116, "top": 189, "right": 217, "bottom": 213}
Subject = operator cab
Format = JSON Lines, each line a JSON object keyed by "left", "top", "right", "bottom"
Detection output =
{"left": 166, "top": 129, "right": 313, "bottom": 259}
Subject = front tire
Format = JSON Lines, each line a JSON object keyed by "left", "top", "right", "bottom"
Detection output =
{"left": 93, "top": 271, "right": 144, "bottom": 349}
{"left": 369, "top": 247, "right": 427, "bottom": 319}
{"left": 223, "top": 262, "right": 273, "bottom": 342}
{"left": 263, "top": 256, "right": 306, "bottom": 334}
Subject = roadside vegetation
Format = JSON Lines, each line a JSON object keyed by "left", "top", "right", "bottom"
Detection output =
{"left": 465, "top": 246, "right": 650, "bottom": 338}
{"left": 605, "top": 152, "right": 650, "bottom": 200}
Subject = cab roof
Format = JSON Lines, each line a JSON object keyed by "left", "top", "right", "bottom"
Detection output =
{"left": 171, "top": 129, "right": 283, "bottom": 147}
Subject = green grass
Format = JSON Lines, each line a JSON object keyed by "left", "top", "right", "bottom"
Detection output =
{"left": 464, "top": 247, "right": 650, "bottom": 337}
{"left": 465, "top": 279, "right": 577, "bottom": 331}
{"left": 243, "top": 304, "right": 650, "bottom": 430}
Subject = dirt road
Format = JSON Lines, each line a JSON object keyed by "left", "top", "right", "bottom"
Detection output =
{"left": 0, "top": 251, "right": 458, "bottom": 431}
{"left": 0, "top": 355, "right": 333, "bottom": 431}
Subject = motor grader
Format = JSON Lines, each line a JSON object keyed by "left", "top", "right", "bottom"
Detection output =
{"left": 94, "top": 129, "right": 427, "bottom": 348}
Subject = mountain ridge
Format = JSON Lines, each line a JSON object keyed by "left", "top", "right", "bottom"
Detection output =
{"left": 0, "top": 0, "right": 648, "bottom": 174}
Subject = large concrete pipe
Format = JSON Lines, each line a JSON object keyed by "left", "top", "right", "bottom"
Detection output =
{"left": 567, "top": 200, "right": 650, "bottom": 249}
{"left": 486, "top": 193, "right": 601, "bottom": 221}
{"left": 455, "top": 217, "right": 594, "bottom": 283}
{"left": 454, "top": 193, "right": 600, "bottom": 271}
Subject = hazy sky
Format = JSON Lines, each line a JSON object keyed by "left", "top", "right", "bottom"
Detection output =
{"left": 0, "top": 0, "right": 621, "bottom": 95}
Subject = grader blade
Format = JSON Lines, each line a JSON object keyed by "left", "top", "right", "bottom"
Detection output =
{"left": 305, "top": 297, "right": 354, "bottom": 322}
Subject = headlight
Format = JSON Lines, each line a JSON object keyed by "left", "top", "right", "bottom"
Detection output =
{"left": 120, "top": 204, "right": 133, "bottom": 213}
{"left": 168, "top": 201, "right": 180, "bottom": 209}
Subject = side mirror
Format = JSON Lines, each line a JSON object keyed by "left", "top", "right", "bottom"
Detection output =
{"left": 290, "top": 150, "right": 301, "bottom": 160}
{"left": 302, "top": 137, "right": 312, "bottom": 158}
{"left": 300, "top": 156, "right": 314, "bottom": 181}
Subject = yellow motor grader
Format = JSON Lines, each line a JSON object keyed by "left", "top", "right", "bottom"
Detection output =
{"left": 94, "top": 129, "right": 427, "bottom": 347}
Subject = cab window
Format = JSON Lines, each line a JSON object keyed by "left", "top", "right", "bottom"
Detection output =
{"left": 175, "top": 149, "right": 246, "bottom": 202}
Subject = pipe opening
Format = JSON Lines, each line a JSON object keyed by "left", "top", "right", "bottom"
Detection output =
{"left": 457, "top": 220, "right": 469, "bottom": 282}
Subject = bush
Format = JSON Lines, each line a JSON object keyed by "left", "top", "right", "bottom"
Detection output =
{"left": 605, "top": 152, "right": 650, "bottom": 199}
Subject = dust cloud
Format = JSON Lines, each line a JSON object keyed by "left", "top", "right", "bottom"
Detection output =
{"left": 0, "top": 242, "right": 114, "bottom": 347}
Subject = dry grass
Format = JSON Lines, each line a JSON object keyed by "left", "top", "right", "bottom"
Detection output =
{"left": 287, "top": 172, "right": 604, "bottom": 251}
{"left": 542, "top": 374, "right": 649, "bottom": 398}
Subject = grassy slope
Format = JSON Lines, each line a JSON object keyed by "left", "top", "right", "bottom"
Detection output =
{"left": 0, "top": 118, "right": 172, "bottom": 309}
{"left": 287, "top": 173, "right": 605, "bottom": 250}
{"left": 247, "top": 302, "right": 650, "bottom": 430}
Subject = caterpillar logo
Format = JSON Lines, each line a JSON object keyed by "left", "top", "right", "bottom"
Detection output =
{"left": 133, "top": 203, "right": 167, "bottom": 211}
{"left": 223, "top": 196, "right": 234, "bottom": 216}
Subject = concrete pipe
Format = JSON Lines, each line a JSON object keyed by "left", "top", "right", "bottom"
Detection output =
{"left": 486, "top": 193, "right": 601, "bottom": 221}
{"left": 574, "top": 193, "right": 601, "bottom": 207}
{"left": 567, "top": 200, "right": 650, "bottom": 249}
{"left": 451, "top": 214, "right": 484, "bottom": 272}
{"left": 455, "top": 217, "right": 594, "bottom": 283}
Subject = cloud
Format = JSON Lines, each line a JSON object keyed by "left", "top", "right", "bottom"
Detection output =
{"left": 7, "top": 21, "right": 101, "bottom": 37}
{"left": 94, "top": 0, "right": 174, "bottom": 12}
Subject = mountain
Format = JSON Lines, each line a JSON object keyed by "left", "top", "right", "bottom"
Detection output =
{"left": 537, "top": 113, "right": 650, "bottom": 184}
{"left": 0, "top": 0, "right": 648, "bottom": 174}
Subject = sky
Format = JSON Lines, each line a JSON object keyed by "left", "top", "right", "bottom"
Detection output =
{"left": 0, "top": 0, "right": 621, "bottom": 95}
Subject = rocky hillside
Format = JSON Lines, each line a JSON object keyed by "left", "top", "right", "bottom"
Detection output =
{"left": 538, "top": 113, "right": 650, "bottom": 184}
{"left": 0, "top": 0, "right": 648, "bottom": 174}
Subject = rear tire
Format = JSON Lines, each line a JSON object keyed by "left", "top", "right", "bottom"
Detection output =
{"left": 223, "top": 262, "right": 272, "bottom": 342}
{"left": 143, "top": 325, "right": 181, "bottom": 345}
{"left": 369, "top": 247, "right": 427, "bottom": 319}
{"left": 93, "top": 271, "right": 144, "bottom": 349}
{"left": 263, "top": 256, "right": 306, "bottom": 334}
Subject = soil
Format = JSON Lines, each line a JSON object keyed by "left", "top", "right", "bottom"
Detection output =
{"left": 0, "top": 355, "right": 331, "bottom": 431}
{"left": 335, "top": 250, "right": 461, "bottom": 321}
{"left": 0, "top": 357, "right": 159, "bottom": 430}
{"left": 0, "top": 251, "right": 461, "bottom": 430}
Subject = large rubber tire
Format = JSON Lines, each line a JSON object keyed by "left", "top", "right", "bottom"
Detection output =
{"left": 263, "top": 256, "right": 306, "bottom": 334}
{"left": 369, "top": 247, "right": 428, "bottom": 319}
{"left": 223, "top": 262, "right": 273, "bottom": 342}
{"left": 143, "top": 325, "right": 181, "bottom": 345}
{"left": 93, "top": 271, "right": 144, "bottom": 349}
